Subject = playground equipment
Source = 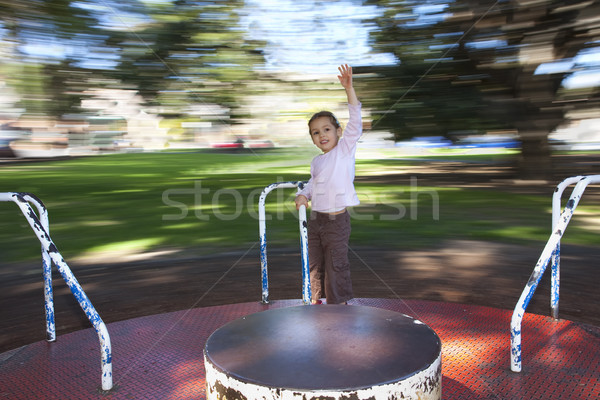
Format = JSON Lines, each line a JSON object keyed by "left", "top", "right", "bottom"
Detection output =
{"left": 203, "top": 182, "right": 443, "bottom": 399}
{"left": 258, "top": 181, "right": 310, "bottom": 304}
{"left": 204, "top": 304, "right": 442, "bottom": 400}
{"left": 511, "top": 175, "right": 600, "bottom": 372}
{"left": 0, "top": 192, "right": 113, "bottom": 391}
{"left": 2, "top": 183, "right": 598, "bottom": 398}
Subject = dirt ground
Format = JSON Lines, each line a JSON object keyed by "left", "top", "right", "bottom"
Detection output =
{"left": 1, "top": 153, "right": 599, "bottom": 353}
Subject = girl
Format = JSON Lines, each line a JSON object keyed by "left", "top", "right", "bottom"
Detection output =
{"left": 295, "top": 64, "right": 362, "bottom": 304}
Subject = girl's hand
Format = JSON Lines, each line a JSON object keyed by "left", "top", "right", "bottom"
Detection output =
{"left": 338, "top": 64, "right": 359, "bottom": 105}
{"left": 295, "top": 195, "right": 309, "bottom": 210}
{"left": 337, "top": 64, "right": 353, "bottom": 89}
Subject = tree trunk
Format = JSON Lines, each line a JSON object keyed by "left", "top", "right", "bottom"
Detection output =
{"left": 518, "top": 132, "right": 553, "bottom": 180}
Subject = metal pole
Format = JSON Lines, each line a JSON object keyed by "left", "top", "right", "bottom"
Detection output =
{"left": 258, "top": 185, "right": 273, "bottom": 304}
{"left": 550, "top": 176, "right": 582, "bottom": 320}
{"left": 258, "top": 182, "right": 308, "bottom": 304}
{"left": 21, "top": 193, "right": 56, "bottom": 342}
{"left": 511, "top": 175, "right": 599, "bottom": 372}
{"left": 298, "top": 204, "right": 311, "bottom": 304}
{"left": 0, "top": 192, "right": 113, "bottom": 390}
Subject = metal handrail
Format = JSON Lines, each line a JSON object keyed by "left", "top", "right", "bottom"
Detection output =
{"left": 258, "top": 181, "right": 310, "bottom": 304}
{"left": 10, "top": 193, "right": 56, "bottom": 341}
{"left": 0, "top": 192, "right": 113, "bottom": 391}
{"left": 510, "top": 175, "right": 600, "bottom": 373}
{"left": 550, "top": 176, "right": 585, "bottom": 320}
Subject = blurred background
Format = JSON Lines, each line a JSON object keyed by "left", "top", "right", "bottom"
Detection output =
{"left": 1, "top": 0, "right": 600, "bottom": 177}
{"left": 1, "top": 2, "right": 600, "bottom": 340}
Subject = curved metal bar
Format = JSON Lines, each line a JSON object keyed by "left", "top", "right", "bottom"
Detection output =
{"left": 258, "top": 181, "right": 309, "bottom": 304}
{"left": 0, "top": 192, "right": 113, "bottom": 391}
{"left": 511, "top": 175, "right": 600, "bottom": 373}
{"left": 550, "top": 176, "right": 584, "bottom": 320}
{"left": 20, "top": 194, "right": 56, "bottom": 342}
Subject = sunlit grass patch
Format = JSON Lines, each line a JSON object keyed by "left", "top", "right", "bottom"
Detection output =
{"left": 0, "top": 150, "right": 598, "bottom": 263}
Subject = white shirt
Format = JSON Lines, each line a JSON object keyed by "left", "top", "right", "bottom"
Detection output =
{"left": 298, "top": 102, "right": 362, "bottom": 212}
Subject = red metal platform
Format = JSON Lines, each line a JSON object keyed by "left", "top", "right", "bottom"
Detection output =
{"left": 1, "top": 298, "right": 599, "bottom": 399}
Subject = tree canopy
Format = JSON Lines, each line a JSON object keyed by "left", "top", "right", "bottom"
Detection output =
{"left": 360, "top": 0, "right": 600, "bottom": 176}
{"left": 0, "top": 0, "right": 265, "bottom": 120}
{"left": 2, "top": 0, "right": 600, "bottom": 178}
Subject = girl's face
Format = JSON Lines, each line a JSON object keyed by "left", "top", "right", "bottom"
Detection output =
{"left": 309, "top": 116, "right": 342, "bottom": 153}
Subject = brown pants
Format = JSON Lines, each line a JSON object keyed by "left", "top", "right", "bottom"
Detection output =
{"left": 308, "top": 210, "right": 353, "bottom": 304}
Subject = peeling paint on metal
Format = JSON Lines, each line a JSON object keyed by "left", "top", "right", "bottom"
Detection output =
{"left": 298, "top": 204, "right": 311, "bottom": 304}
{"left": 1, "top": 192, "right": 113, "bottom": 391}
{"left": 510, "top": 174, "right": 600, "bottom": 373}
{"left": 550, "top": 246, "right": 560, "bottom": 320}
{"left": 258, "top": 181, "right": 308, "bottom": 304}
{"left": 205, "top": 348, "right": 441, "bottom": 400}
{"left": 43, "top": 257, "right": 56, "bottom": 341}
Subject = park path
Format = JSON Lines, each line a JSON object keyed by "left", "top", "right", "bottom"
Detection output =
{"left": 2, "top": 239, "right": 599, "bottom": 354}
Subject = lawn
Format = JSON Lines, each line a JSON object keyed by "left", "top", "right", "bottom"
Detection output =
{"left": 0, "top": 149, "right": 597, "bottom": 263}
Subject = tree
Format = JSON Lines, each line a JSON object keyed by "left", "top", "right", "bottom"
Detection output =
{"left": 105, "top": 0, "right": 266, "bottom": 120}
{"left": 361, "top": 0, "right": 600, "bottom": 178}
{"left": 1, "top": 0, "right": 266, "bottom": 123}
{"left": 0, "top": 0, "right": 105, "bottom": 117}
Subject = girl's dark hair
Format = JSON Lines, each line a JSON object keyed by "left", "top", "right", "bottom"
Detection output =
{"left": 308, "top": 111, "right": 340, "bottom": 133}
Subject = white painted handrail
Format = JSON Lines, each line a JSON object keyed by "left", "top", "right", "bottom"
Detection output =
{"left": 0, "top": 192, "right": 113, "bottom": 391}
{"left": 297, "top": 203, "right": 310, "bottom": 304}
{"left": 550, "top": 176, "right": 584, "bottom": 320}
{"left": 258, "top": 181, "right": 310, "bottom": 304}
{"left": 510, "top": 175, "right": 600, "bottom": 373}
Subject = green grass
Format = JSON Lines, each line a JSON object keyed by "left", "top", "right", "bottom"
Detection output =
{"left": 0, "top": 150, "right": 597, "bottom": 263}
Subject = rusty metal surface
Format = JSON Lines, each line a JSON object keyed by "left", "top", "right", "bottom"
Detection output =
{"left": 204, "top": 305, "right": 441, "bottom": 390}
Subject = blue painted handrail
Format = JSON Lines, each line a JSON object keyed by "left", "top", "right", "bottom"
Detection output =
{"left": 549, "top": 176, "right": 585, "bottom": 320}
{"left": 0, "top": 192, "right": 113, "bottom": 391}
{"left": 258, "top": 181, "right": 310, "bottom": 304}
{"left": 510, "top": 175, "right": 600, "bottom": 372}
